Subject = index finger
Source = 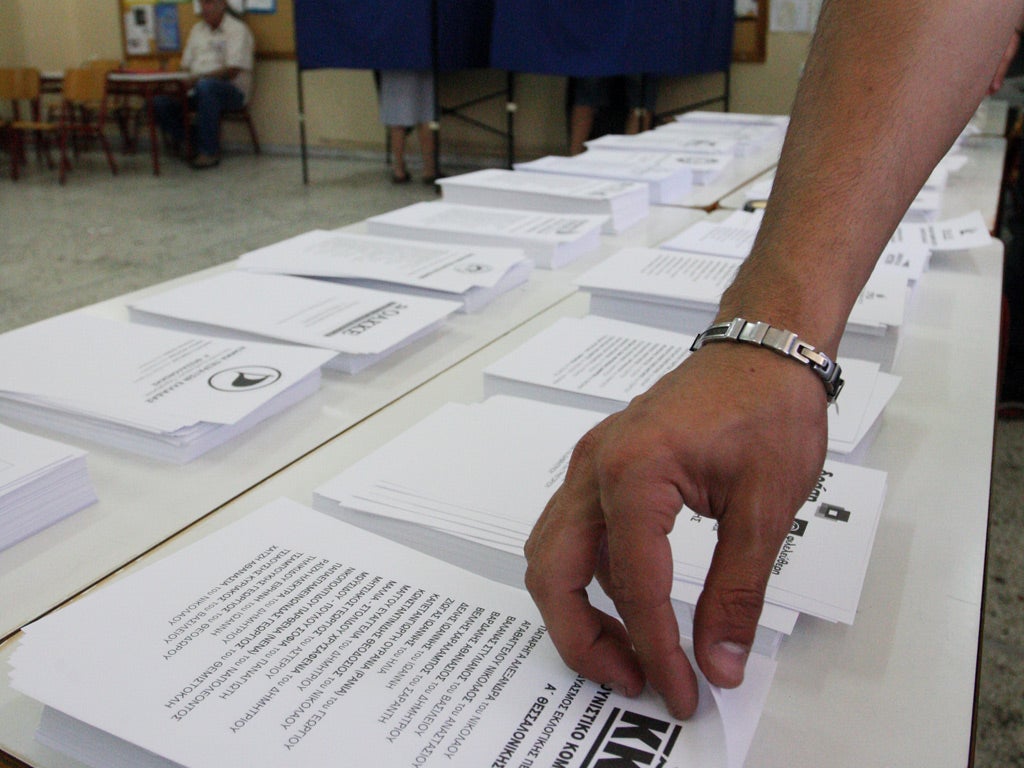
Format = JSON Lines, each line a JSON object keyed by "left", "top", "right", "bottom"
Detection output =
{"left": 524, "top": 459, "right": 644, "bottom": 700}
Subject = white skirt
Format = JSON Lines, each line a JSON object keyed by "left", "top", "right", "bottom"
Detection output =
{"left": 378, "top": 69, "right": 436, "bottom": 126}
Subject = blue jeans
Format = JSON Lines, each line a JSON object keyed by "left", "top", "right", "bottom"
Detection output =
{"left": 153, "top": 77, "right": 245, "bottom": 157}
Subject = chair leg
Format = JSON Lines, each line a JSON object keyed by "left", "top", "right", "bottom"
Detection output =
{"left": 98, "top": 127, "right": 119, "bottom": 176}
{"left": 245, "top": 112, "right": 260, "bottom": 154}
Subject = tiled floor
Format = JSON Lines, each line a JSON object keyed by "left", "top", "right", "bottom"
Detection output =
{"left": 1, "top": 147, "right": 1022, "bottom": 765}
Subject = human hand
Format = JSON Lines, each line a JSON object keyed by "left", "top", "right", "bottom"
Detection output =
{"left": 524, "top": 342, "right": 828, "bottom": 719}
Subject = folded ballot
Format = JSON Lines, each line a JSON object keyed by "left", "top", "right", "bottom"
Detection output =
{"left": 10, "top": 498, "right": 777, "bottom": 768}
{"left": 437, "top": 168, "right": 649, "bottom": 233}
{"left": 365, "top": 201, "right": 606, "bottom": 269}
{"left": 128, "top": 272, "right": 460, "bottom": 374}
{"left": 314, "top": 395, "right": 887, "bottom": 626}
{"left": 482, "top": 315, "right": 899, "bottom": 462}
{"left": 0, "top": 424, "right": 97, "bottom": 551}
{"left": 235, "top": 230, "right": 532, "bottom": 313}
{"left": 0, "top": 313, "right": 335, "bottom": 463}
{"left": 577, "top": 247, "right": 909, "bottom": 370}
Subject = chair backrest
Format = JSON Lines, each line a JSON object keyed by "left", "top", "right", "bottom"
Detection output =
{"left": 0, "top": 67, "right": 42, "bottom": 120}
{"left": 61, "top": 67, "right": 108, "bottom": 107}
{"left": 85, "top": 58, "right": 123, "bottom": 75}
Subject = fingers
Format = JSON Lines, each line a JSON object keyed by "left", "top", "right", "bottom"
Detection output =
{"left": 524, "top": 440, "right": 647, "bottom": 702}
{"left": 692, "top": 503, "right": 790, "bottom": 688}
{"left": 602, "top": 517, "right": 699, "bottom": 719}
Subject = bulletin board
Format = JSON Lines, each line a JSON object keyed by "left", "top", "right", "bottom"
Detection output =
{"left": 119, "top": 0, "right": 296, "bottom": 62}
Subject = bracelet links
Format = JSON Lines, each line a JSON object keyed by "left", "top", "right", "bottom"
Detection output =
{"left": 690, "top": 318, "right": 845, "bottom": 403}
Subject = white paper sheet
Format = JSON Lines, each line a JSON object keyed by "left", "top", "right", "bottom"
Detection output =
{"left": 10, "top": 499, "right": 776, "bottom": 768}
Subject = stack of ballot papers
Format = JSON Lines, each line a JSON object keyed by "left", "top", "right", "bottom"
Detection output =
{"left": 518, "top": 148, "right": 731, "bottom": 190}
{"left": 652, "top": 121, "right": 786, "bottom": 157}
{"left": 0, "top": 313, "right": 335, "bottom": 463}
{"left": 235, "top": 230, "right": 533, "bottom": 314}
{"left": 586, "top": 131, "right": 742, "bottom": 157}
{"left": 0, "top": 424, "right": 97, "bottom": 551}
{"left": 514, "top": 150, "right": 703, "bottom": 202}
{"left": 481, "top": 316, "right": 899, "bottom": 462}
{"left": 578, "top": 247, "right": 910, "bottom": 370}
{"left": 9, "top": 498, "right": 778, "bottom": 768}
{"left": 672, "top": 110, "right": 789, "bottom": 131}
{"left": 365, "top": 201, "right": 606, "bottom": 270}
{"left": 437, "top": 168, "right": 649, "bottom": 233}
{"left": 314, "top": 396, "right": 887, "bottom": 628}
{"left": 659, "top": 209, "right": 762, "bottom": 259}
{"left": 128, "top": 272, "right": 460, "bottom": 374}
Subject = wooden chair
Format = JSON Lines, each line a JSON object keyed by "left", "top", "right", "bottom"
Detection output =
{"left": 0, "top": 67, "right": 56, "bottom": 179}
{"left": 9, "top": 67, "right": 119, "bottom": 184}
{"left": 221, "top": 102, "right": 261, "bottom": 154}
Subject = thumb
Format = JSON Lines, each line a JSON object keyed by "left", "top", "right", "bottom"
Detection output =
{"left": 692, "top": 513, "right": 787, "bottom": 688}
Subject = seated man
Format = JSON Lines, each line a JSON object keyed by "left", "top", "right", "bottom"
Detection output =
{"left": 155, "top": 0, "right": 254, "bottom": 169}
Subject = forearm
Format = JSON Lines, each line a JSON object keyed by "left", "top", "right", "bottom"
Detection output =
{"left": 718, "top": 0, "right": 1024, "bottom": 355}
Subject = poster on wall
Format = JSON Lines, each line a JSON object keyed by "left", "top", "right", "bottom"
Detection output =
{"left": 154, "top": 3, "right": 181, "bottom": 50}
{"left": 123, "top": 3, "right": 155, "bottom": 54}
{"left": 193, "top": 0, "right": 245, "bottom": 12}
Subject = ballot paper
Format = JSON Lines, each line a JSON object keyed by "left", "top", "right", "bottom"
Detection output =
{"left": 586, "top": 131, "right": 742, "bottom": 157}
{"left": 652, "top": 121, "right": 786, "bottom": 157}
{"left": 658, "top": 210, "right": 763, "bottom": 259}
{"left": 9, "top": 498, "right": 777, "bottom": 768}
{"left": 0, "top": 313, "right": 334, "bottom": 463}
{"left": 513, "top": 151, "right": 702, "bottom": 202}
{"left": 481, "top": 316, "right": 899, "bottom": 461}
{"left": 673, "top": 110, "right": 789, "bottom": 131}
{"left": 128, "top": 272, "right": 460, "bottom": 374}
{"left": 315, "top": 396, "right": 885, "bottom": 626}
{"left": 0, "top": 424, "right": 97, "bottom": 551}
{"left": 235, "top": 230, "right": 533, "bottom": 314}
{"left": 578, "top": 247, "right": 909, "bottom": 370}
{"left": 365, "top": 202, "right": 606, "bottom": 270}
{"left": 437, "top": 168, "right": 649, "bottom": 233}
{"left": 893, "top": 210, "right": 994, "bottom": 252}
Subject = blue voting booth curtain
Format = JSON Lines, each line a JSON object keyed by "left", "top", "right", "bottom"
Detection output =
{"left": 489, "top": 0, "right": 735, "bottom": 77}
{"left": 294, "top": 0, "right": 493, "bottom": 71}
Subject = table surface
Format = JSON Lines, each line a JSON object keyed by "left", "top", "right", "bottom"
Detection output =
{"left": 0, "top": 113, "right": 1006, "bottom": 767}
{"left": 0, "top": 206, "right": 706, "bottom": 641}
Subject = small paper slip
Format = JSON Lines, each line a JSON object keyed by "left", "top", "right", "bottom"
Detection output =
{"left": 870, "top": 240, "right": 932, "bottom": 285}
{"left": 670, "top": 460, "right": 887, "bottom": 624}
{"left": 514, "top": 150, "right": 701, "bottom": 201}
{"left": 128, "top": 272, "right": 460, "bottom": 374}
{"left": 235, "top": 230, "right": 533, "bottom": 313}
{"left": 0, "top": 313, "right": 334, "bottom": 462}
{"left": 9, "top": 498, "right": 776, "bottom": 768}
{"left": 437, "top": 168, "right": 649, "bottom": 233}
{"left": 893, "top": 211, "right": 994, "bottom": 252}
{"left": 365, "top": 201, "right": 606, "bottom": 270}
{"left": 658, "top": 210, "right": 763, "bottom": 259}
{"left": 0, "top": 424, "right": 97, "bottom": 551}
{"left": 483, "top": 316, "right": 899, "bottom": 460}
{"left": 587, "top": 131, "right": 742, "bottom": 157}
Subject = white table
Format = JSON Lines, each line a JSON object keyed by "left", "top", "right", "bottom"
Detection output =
{"left": 0, "top": 228, "right": 1002, "bottom": 766}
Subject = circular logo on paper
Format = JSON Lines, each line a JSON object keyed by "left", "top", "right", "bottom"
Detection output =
{"left": 455, "top": 263, "right": 492, "bottom": 274}
{"left": 208, "top": 366, "right": 282, "bottom": 392}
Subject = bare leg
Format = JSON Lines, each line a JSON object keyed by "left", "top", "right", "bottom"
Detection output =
{"left": 569, "top": 105, "right": 595, "bottom": 155}
{"left": 417, "top": 123, "right": 437, "bottom": 181}
{"left": 389, "top": 125, "right": 409, "bottom": 182}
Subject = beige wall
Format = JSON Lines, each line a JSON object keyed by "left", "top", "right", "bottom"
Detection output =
{"left": 3, "top": 2, "right": 812, "bottom": 159}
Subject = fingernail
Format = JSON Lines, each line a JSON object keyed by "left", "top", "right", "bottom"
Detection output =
{"left": 710, "top": 641, "right": 749, "bottom": 684}
{"left": 609, "top": 682, "right": 633, "bottom": 698}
